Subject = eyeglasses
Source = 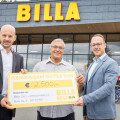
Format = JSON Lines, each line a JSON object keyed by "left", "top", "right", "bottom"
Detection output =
{"left": 51, "top": 46, "right": 64, "bottom": 50}
{"left": 91, "top": 43, "right": 104, "bottom": 47}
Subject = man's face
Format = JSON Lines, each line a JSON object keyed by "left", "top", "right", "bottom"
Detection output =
{"left": 0, "top": 27, "right": 16, "bottom": 49}
{"left": 50, "top": 41, "right": 64, "bottom": 61}
{"left": 91, "top": 36, "right": 106, "bottom": 58}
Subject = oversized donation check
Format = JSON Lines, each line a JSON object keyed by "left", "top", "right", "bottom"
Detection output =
{"left": 7, "top": 71, "right": 78, "bottom": 108}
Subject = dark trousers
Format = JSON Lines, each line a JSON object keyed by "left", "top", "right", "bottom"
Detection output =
{"left": 0, "top": 105, "right": 12, "bottom": 120}
{"left": 37, "top": 111, "right": 75, "bottom": 120}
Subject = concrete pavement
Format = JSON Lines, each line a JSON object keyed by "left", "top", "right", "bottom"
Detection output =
{"left": 13, "top": 104, "right": 120, "bottom": 120}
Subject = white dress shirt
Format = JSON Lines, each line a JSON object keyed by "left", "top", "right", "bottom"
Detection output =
{"left": 0, "top": 45, "right": 13, "bottom": 97}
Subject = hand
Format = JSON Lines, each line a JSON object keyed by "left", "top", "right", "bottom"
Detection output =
{"left": 77, "top": 74, "right": 85, "bottom": 86}
{"left": 20, "top": 69, "right": 28, "bottom": 74}
{"left": 0, "top": 97, "right": 14, "bottom": 109}
{"left": 83, "top": 116, "right": 87, "bottom": 120}
{"left": 74, "top": 96, "right": 84, "bottom": 106}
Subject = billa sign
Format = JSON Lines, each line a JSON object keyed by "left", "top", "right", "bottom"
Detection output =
{"left": 17, "top": 2, "right": 80, "bottom": 21}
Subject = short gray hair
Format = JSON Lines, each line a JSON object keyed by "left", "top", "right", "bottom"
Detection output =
{"left": 50, "top": 38, "right": 65, "bottom": 48}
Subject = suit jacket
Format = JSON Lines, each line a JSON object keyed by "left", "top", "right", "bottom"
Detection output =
{"left": 83, "top": 55, "right": 119, "bottom": 119}
{"left": 0, "top": 51, "right": 23, "bottom": 117}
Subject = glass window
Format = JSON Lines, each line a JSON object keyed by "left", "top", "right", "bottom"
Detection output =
{"left": 59, "top": 35, "right": 73, "bottom": 54}
{"left": 110, "top": 56, "right": 120, "bottom": 75}
{"left": 30, "top": 35, "right": 43, "bottom": 44}
{"left": 28, "top": 44, "right": 42, "bottom": 53}
{"left": 107, "top": 34, "right": 120, "bottom": 42}
{"left": 64, "top": 43, "right": 72, "bottom": 54}
{"left": 28, "top": 35, "right": 43, "bottom": 53}
{"left": 17, "top": 35, "right": 28, "bottom": 53}
{"left": 74, "top": 35, "right": 89, "bottom": 54}
{"left": 107, "top": 34, "right": 120, "bottom": 55}
{"left": 44, "top": 35, "right": 58, "bottom": 44}
{"left": 27, "top": 53, "right": 41, "bottom": 72}
{"left": 63, "top": 55, "right": 72, "bottom": 64}
{"left": 17, "top": 45, "right": 28, "bottom": 53}
{"left": 15, "top": 33, "right": 120, "bottom": 78}
{"left": 42, "top": 54, "right": 50, "bottom": 61}
{"left": 107, "top": 42, "right": 120, "bottom": 55}
{"left": 73, "top": 55, "right": 88, "bottom": 74}
{"left": 43, "top": 44, "right": 51, "bottom": 54}
{"left": 43, "top": 35, "right": 58, "bottom": 54}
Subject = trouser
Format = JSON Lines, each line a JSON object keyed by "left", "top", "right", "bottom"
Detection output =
{"left": 87, "top": 118, "right": 115, "bottom": 120}
{"left": 37, "top": 111, "right": 75, "bottom": 120}
{"left": 0, "top": 105, "right": 12, "bottom": 120}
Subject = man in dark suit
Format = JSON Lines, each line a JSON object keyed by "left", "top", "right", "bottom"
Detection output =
{"left": 0, "top": 24, "right": 25, "bottom": 120}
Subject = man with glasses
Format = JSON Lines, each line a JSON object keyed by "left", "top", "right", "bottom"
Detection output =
{"left": 75, "top": 34, "right": 119, "bottom": 120}
{"left": 33, "top": 38, "right": 85, "bottom": 120}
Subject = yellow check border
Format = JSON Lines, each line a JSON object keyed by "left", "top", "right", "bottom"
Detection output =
{"left": 7, "top": 71, "right": 78, "bottom": 108}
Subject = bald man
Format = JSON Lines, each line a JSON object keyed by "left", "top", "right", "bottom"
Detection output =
{"left": 0, "top": 24, "right": 24, "bottom": 120}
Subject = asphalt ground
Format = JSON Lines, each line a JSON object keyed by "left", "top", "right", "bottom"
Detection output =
{"left": 13, "top": 102, "right": 120, "bottom": 120}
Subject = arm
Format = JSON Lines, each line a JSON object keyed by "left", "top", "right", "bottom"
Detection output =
{"left": 20, "top": 55, "right": 27, "bottom": 73}
{"left": 83, "top": 116, "right": 87, "bottom": 120}
{"left": 0, "top": 56, "right": 25, "bottom": 109}
{"left": 20, "top": 56, "right": 24, "bottom": 69}
{"left": 83, "top": 61, "right": 119, "bottom": 105}
{"left": 0, "top": 94, "right": 4, "bottom": 102}
{"left": 0, "top": 97, "right": 14, "bottom": 109}
{"left": 77, "top": 74, "right": 85, "bottom": 93}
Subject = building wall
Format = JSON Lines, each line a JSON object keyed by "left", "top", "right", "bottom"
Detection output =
{"left": 1, "top": 0, "right": 120, "bottom": 28}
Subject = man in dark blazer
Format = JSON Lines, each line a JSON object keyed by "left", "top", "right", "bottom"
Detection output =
{"left": 75, "top": 34, "right": 119, "bottom": 120}
{"left": 0, "top": 24, "right": 24, "bottom": 120}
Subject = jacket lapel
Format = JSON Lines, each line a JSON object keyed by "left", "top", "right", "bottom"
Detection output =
{"left": 0, "top": 51, "right": 3, "bottom": 91}
{"left": 12, "top": 51, "right": 16, "bottom": 73}
{"left": 88, "top": 55, "right": 108, "bottom": 82}
{"left": 85, "top": 62, "right": 94, "bottom": 82}
{"left": 84, "top": 62, "right": 93, "bottom": 92}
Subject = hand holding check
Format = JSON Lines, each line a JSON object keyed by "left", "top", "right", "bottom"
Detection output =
{"left": 0, "top": 69, "right": 27, "bottom": 110}
{"left": 74, "top": 74, "right": 85, "bottom": 106}
{"left": 74, "top": 96, "right": 84, "bottom": 106}
{"left": 77, "top": 74, "right": 85, "bottom": 86}
{"left": 76, "top": 74, "right": 85, "bottom": 93}
{"left": 0, "top": 97, "right": 13, "bottom": 110}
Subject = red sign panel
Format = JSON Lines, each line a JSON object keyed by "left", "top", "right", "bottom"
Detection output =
{"left": 118, "top": 76, "right": 120, "bottom": 81}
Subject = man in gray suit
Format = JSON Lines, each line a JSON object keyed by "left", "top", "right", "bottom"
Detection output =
{"left": 75, "top": 34, "right": 119, "bottom": 120}
{"left": 0, "top": 24, "right": 25, "bottom": 120}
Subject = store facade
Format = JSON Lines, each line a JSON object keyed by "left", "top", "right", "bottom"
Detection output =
{"left": 0, "top": 0, "right": 120, "bottom": 78}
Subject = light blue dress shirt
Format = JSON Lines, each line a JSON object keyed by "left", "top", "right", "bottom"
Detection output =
{"left": 88, "top": 53, "right": 106, "bottom": 81}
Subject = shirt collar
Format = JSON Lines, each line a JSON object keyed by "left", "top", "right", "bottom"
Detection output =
{"left": 45, "top": 57, "right": 66, "bottom": 65}
{"left": 0, "top": 44, "right": 14, "bottom": 52}
{"left": 93, "top": 53, "right": 106, "bottom": 62}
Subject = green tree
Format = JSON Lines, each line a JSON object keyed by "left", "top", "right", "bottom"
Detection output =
{"left": 1, "top": 0, "right": 7, "bottom": 2}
